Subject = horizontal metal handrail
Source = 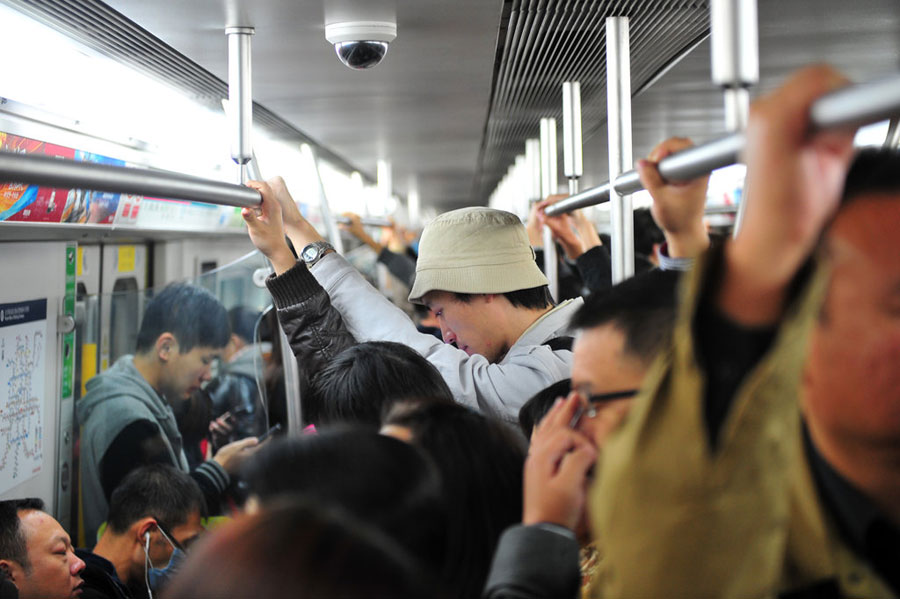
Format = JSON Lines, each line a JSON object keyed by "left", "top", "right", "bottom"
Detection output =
{"left": 0, "top": 153, "right": 402, "bottom": 228}
{"left": 0, "top": 152, "right": 261, "bottom": 208}
{"left": 545, "top": 71, "right": 900, "bottom": 216}
{"left": 334, "top": 216, "right": 394, "bottom": 228}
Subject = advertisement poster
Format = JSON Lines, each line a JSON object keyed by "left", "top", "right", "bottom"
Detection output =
{"left": 0, "top": 134, "right": 74, "bottom": 223}
{"left": 0, "top": 299, "right": 47, "bottom": 493}
{"left": 61, "top": 151, "right": 125, "bottom": 225}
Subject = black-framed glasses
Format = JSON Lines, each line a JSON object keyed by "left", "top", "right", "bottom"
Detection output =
{"left": 569, "top": 389, "right": 639, "bottom": 428}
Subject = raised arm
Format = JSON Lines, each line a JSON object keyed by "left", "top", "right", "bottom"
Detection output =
{"left": 589, "top": 66, "right": 856, "bottom": 599}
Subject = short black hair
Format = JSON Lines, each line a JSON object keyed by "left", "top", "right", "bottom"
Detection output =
{"left": 0, "top": 498, "right": 45, "bottom": 572}
{"left": 307, "top": 341, "right": 453, "bottom": 427}
{"left": 243, "top": 429, "right": 447, "bottom": 575}
{"left": 228, "top": 306, "right": 261, "bottom": 344}
{"left": 518, "top": 378, "right": 572, "bottom": 438}
{"left": 571, "top": 270, "right": 679, "bottom": 366}
{"left": 164, "top": 499, "right": 432, "bottom": 599}
{"left": 453, "top": 285, "right": 554, "bottom": 310}
{"left": 840, "top": 147, "right": 900, "bottom": 206}
{"left": 106, "top": 465, "right": 205, "bottom": 535}
{"left": 135, "top": 283, "right": 230, "bottom": 354}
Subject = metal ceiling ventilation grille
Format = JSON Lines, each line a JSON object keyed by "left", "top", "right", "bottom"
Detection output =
{"left": 5, "top": 0, "right": 362, "bottom": 174}
{"left": 474, "top": 0, "right": 709, "bottom": 201}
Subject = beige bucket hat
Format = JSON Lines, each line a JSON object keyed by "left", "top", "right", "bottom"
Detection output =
{"left": 408, "top": 207, "right": 548, "bottom": 303}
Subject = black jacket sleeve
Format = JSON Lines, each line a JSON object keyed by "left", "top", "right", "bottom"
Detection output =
{"left": 265, "top": 261, "right": 357, "bottom": 397}
{"left": 574, "top": 245, "right": 612, "bottom": 296}
{"left": 483, "top": 525, "right": 581, "bottom": 599}
{"left": 377, "top": 247, "right": 417, "bottom": 288}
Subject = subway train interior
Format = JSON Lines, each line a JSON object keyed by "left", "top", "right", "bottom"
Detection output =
{"left": 0, "top": 0, "right": 899, "bottom": 593}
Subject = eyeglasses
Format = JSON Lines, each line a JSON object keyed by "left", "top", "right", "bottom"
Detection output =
{"left": 569, "top": 389, "right": 639, "bottom": 428}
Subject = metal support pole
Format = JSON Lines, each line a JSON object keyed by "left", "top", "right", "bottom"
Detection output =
{"left": 304, "top": 145, "right": 345, "bottom": 255}
{"left": 606, "top": 17, "right": 634, "bottom": 283}
{"left": 526, "top": 139, "right": 542, "bottom": 202}
{"left": 334, "top": 216, "right": 393, "bottom": 228}
{"left": 562, "top": 81, "right": 583, "bottom": 197}
{"left": 885, "top": 117, "right": 900, "bottom": 148}
{"left": 544, "top": 71, "right": 900, "bottom": 216}
{"left": 226, "top": 26, "right": 255, "bottom": 183}
{"left": 711, "top": 0, "right": 758, "bottom": 235}
{"left": 0, "top": 151, "right": 261, "bottom": 207}
{"left": 540, "top": 117, "right": 559, "bottom": 301}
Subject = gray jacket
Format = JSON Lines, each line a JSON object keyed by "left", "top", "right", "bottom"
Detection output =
{"left": 76, "top": 355, "right": 188, "bottom": 542}
{"left": 310, "top": 253, "right": 581, "bottom": 421}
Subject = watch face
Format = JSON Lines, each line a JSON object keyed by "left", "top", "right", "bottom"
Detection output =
{"left": 302, "top": 246, "right": 318, "bottom": 261}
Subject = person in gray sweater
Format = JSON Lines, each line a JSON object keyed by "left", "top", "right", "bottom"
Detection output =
{"left": 77, "top": 284, "right": 258, "bottom": 546}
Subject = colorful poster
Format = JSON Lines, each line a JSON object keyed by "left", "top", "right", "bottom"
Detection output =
{"left": 61, "top": 152, "right": 125, "bottom": 224}
{"left": 0, "top": 134, "right": 44, "bottom": 222}
{"left": 0, "top": 299, "right": 47, "bottom": 493}
{"left": 112, "top": 194, "right": 143, "bottom": 226}
{"left": 3, "top": 141, "right": 75, "bottom": 223}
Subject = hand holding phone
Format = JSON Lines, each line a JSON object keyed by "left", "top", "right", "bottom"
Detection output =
{"left": 257, "top": 423, "right": 282, "bottom": 444}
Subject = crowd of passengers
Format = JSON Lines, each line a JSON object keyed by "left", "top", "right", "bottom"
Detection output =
{"left": 1, "top": 64, "right": 898, "bottom": 599}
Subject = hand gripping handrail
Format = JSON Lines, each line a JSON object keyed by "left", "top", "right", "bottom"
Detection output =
{"left": 545, "top": 72, "right": 900, "bottom": 216}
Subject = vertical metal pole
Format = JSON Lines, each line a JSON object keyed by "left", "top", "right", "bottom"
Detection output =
{"left": 606, "top": 17, "right": 634, "bottom": 283}
{"left": 306, "top": 145, "right": 345, "bottom": 255}
{"left": 711, "top": 0, "right": 758, "bottom": 236}
{"left": 884, "top": 116, "right": 900, "bottom": 148}
{"left": 540, "top": 118, "right": 559, "bottom": 301}
{"left": 377, "top": 160, "right": 392, "bottom": 211}
{"left": 226, "top": 27, "right": 255, "bottom": 184}
{"left": 562, "top": 82, "right": 583, "bottom": 196}
{"left": 526, "top": 139, "right": 542, "bottom": 202}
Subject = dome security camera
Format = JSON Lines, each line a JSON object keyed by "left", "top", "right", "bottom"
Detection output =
{"left": 325, "top": 21, "right": 397, "bottom": 70}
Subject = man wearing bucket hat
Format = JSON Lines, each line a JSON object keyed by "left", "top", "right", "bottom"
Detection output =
{"left": 242, "top": 177, "right": 582, "bottom": 422}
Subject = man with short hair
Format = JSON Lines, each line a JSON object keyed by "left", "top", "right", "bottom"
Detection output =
{"left": 591, "top": 66, "right": 900, "bottom": 597}
{"left": 78, "top": 283, "right": 257, "bottom": 545}
{"left": 206, "top": 306, "right": 269, "bottom": 446}
{"left": 77, "top": 465, "right": 205, "bottom": 599}
{"left": 0, "top": 499, "right": 85, "bottom": 599}
{"left": 243, "top": 179, "right": 582, "bottom": 421}
{"left": 486, "top": 270, "right": 680, "bottom": 598}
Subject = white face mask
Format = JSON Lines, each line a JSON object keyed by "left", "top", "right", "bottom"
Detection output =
{"left": 143, "top": 524, "right": 186, "bottom": 598}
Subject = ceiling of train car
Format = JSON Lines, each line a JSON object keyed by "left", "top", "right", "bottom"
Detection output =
{"left": 578, "top": 0, "right": 900, "bottom": 191}
{"left": 4, "top": 0, "right": 899, "bottom": 213}
{"left": 94, "top": 0, "right": 504, "bottom": 213}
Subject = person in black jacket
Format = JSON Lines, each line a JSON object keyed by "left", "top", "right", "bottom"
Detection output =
{"left": 77, "top": 465, "right": 204, "bottom": 599}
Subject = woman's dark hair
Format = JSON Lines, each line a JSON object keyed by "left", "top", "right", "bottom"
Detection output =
{"left": 306, "top": 341, "right": 453, "bottom": 427}
{"left": 163, "top": 499, "right": 435, "bottom": 599}
{"left": 242, "top": 429, "right": 447, "bottom": 577}
{"left": 383, "top": 400, "right": 527, "bottom": 599}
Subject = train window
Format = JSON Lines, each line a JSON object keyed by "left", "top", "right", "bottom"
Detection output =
{"left": 109, "top": 278, "right": 140, "bottom": 367}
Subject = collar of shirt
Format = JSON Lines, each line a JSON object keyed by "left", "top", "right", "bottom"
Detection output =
{"left": 803, "top": 423, "right": 900, "bottom": 592}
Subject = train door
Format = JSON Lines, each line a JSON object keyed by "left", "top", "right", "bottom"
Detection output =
{"left": 99, "top": 244, "right": 148, "bottom": 373}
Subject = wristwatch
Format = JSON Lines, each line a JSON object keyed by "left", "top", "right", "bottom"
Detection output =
{"left": 300, "top": 241, "right": 334, "bottom": 269}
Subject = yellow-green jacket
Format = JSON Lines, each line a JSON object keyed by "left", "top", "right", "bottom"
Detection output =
{"left": 588, "top": 248, "right": 894, "bottom": 598}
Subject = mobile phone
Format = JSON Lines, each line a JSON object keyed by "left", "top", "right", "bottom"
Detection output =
{"left": 257, "top": 423, "right": 282, "bottom": 443}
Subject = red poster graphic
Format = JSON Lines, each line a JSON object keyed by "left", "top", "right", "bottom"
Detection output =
{"left": 5, "top": 143, "right": 75, "bottom": 223}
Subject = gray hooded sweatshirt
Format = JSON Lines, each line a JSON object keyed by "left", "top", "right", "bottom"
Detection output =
{"left": 76, "top": 355, "right": 189, "bottom": 542}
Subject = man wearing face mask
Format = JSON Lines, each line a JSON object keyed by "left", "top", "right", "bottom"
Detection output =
{"left": 76, "top": 465, "right": 205, "bottom": 599}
